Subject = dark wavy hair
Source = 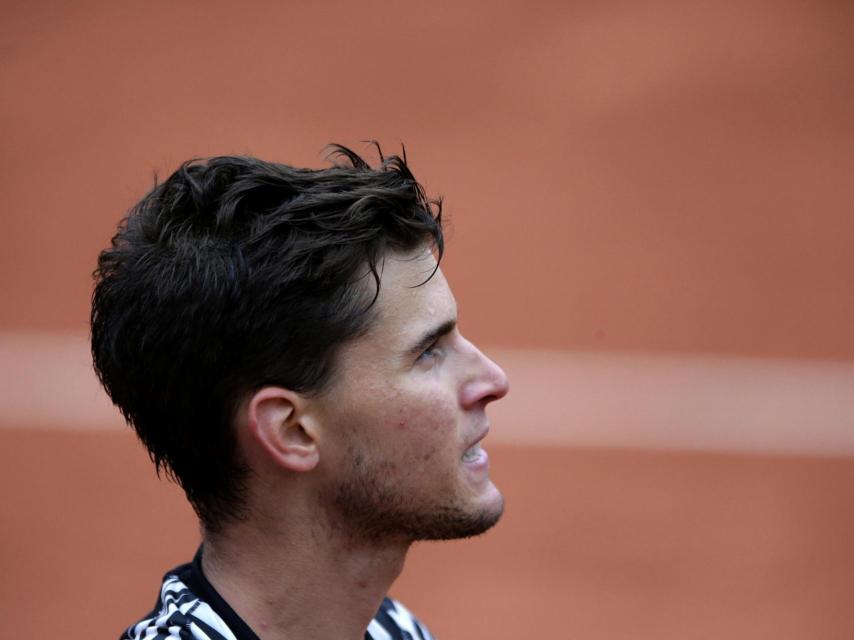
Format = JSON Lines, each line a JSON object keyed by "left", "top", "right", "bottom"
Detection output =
{"left": 91, "top": 144, "right": 444, "bottom": 533}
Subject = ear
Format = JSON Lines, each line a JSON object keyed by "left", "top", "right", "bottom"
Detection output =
{"left": 247, "top": 387, "right": 319, "bottom": 472}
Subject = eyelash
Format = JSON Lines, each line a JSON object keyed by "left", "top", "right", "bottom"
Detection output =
{"left": 417, "top": 341, "right": 442, "bottom": 362}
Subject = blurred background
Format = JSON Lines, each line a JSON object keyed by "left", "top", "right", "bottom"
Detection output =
{"left": 2, "top": 1, "right": 853, "bottom": 638}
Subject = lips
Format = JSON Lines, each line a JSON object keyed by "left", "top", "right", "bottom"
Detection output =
{"left": 461, "top": 426, "right": 489, "bottom": 461}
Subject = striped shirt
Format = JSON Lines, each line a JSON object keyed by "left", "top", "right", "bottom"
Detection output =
{"left": 121, "top": 549, "right": 435, "bottom": 640}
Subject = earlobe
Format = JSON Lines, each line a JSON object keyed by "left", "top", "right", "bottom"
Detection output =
{"left": 248, "top": 387, "right": 319, "bottom": 472}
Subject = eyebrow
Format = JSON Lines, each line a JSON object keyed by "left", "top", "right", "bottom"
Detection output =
{"left": 407, "top": 318, "right": 457, "bottom": 357}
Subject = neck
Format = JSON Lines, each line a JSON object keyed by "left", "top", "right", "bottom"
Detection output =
{"left": 200, "top": 509, "right": 410, "bottom": 640}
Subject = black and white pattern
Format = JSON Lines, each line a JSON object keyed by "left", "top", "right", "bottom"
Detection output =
{"left": 124, "top": 573, "right": 239, "bottom": 640}
{"left": 121, "top": 553, "right": 434, "bottom": 640}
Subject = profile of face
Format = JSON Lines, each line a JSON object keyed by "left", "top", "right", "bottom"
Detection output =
{"left": 314, "top": 248, "right": 510, "bottom": 544}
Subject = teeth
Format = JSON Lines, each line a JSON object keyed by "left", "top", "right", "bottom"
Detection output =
{"left": 462, "top": 443, "right": 481, "bottom": 462}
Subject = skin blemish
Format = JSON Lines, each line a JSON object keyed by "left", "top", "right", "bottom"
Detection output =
{"left": 420, "top": 444, "right": 437, "bottom": 463}
{"left": 396, "top": 407, "right": 409, "bottom": 429}
{"left": 378, "top": 460, "right": 399, "bottom": 472}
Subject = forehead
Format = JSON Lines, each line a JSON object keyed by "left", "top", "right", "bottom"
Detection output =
{"left": 372, "top": 249, "right": 454, "bottom": 327}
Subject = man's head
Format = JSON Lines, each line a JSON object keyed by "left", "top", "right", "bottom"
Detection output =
{"left": 91, "top": 145, "right": 507, "bottom": 540}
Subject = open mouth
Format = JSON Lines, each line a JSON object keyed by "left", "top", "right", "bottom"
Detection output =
{"left": 461, "top": 442, "right": 483, "bottom": 462}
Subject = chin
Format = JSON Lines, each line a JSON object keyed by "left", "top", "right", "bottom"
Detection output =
{"left": 408, "top": 491, "right": 506, "bottom": 542}
{"left": 330, "top": 453, "right": 506, "bottom": 543}
{"left": 333, "top": 479, "right": 505, "bottom": 543}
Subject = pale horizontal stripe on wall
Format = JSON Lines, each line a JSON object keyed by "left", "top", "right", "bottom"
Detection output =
{"left": 0, "top": 332, "right": 124, "bottom": 430}
{"left": 487, "top": 348, "right": 854, "bottom": 455}
{"left": 1, "top": 332, "right": 853, "bottom": 455}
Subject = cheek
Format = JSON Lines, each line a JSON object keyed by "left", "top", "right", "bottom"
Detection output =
{"left": 336, "top": 385, "right": 459, "bottom": 469}
{"left": 393, "top": 392, "right": 455, "bottom": 434}
{"left": 392, "top": 394, "right": 458, "bottom": 463}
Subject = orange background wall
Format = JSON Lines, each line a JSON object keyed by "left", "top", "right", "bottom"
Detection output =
{"left": 1, "top": 2, "right": 853, "bottom": 638}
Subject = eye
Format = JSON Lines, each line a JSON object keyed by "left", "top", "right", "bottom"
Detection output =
{"left": 416, "top": 340, "right": 443, "bottom": 363}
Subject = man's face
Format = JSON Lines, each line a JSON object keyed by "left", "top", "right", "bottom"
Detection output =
{"left": 313, "top": 248, "right": 509, "bottom": 543}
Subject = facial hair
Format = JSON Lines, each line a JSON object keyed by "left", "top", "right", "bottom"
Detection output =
{"left": 327, "top": 445, "right": 504, "bottom": 544}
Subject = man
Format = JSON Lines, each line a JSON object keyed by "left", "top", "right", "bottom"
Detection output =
{"left": 91, "top": 144, "right": 509, "bottom": 640}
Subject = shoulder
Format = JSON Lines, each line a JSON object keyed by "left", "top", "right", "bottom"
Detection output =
{"left": 368, "top": 597, "right": 436, "bottom": 640}
{"left": 119, "top": 569, "right": 237, "bottom": 640}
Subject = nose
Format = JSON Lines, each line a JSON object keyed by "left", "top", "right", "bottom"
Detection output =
{"left": 459, "top": 337, "right": 510, "bottom": 408}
